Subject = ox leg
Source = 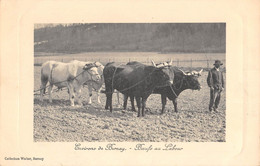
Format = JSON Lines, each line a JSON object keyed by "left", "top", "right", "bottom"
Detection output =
{"left": 105, "top": 91, "right": 113, "bottom": 112}
{"left": 172, "top": 98, "right": 178, "bottom": 112}
{"left": 75, "top": 86, "right": 82, "bottom": 106}
{"left": 136, "top": 96, "right": 141, "bottom": 117}
{"left": 161, "top": 94, "right": 167, "bottom": 115}
{"left": 88, "top": 86, "right": 93, "bottom": 105}
{"left": 109, "top": 92, "right": 113, "bottom": 112}
{"left": 117, "top": 91, "right": 120, "bottom": 105}
{"left": 123, "top": 95, "right": 128, "bottom": 110}
{"left": 116, "top": 91, "right": 121, "bottom": 108}
{"left": 141, "top": 98, "right": 147, "bottom": 117}
{"left": 130, "top": 96, "right": 136, "bottom": 112}
{"left": 40, "top": 73, "right": 48, "bottom": 102}
{"left": 68, "top": 83, "right": 75, "bottom": 106}
{"left": 97, "top": 89, "right": 101, "bottom": 104}
{"left": 48, "top": 84, "right": 53, "bottom": 103}
{"left": 40, "top": 85, "right": 45, "bottom": 102}
{"left": 105, "top": 91, "right": 111, "bottom": 110}
{"left": 105, "top": 94, "right": 109, "bottom": 110}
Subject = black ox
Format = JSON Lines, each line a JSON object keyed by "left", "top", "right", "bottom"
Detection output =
{"left": 103, "top": 62, "right": 174, "bottom": 117}
{"left": 123, "top": 61, "right": 202, "bottom": 114}
{"left": 153, "top": 67, "right": 202, "bottom": 114}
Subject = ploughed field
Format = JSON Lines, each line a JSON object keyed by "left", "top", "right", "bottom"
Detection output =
{"left": 34, "top": 65, "right": 226, "bottom": 142}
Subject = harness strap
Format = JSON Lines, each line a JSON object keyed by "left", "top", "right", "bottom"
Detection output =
{"left": 173, "top": 78, "right": 184, "bottom": 90}
{"left": 169, "top": 83, "right": 178, "bottom": 98}
{"left": 110, "top": 66, "right": 157, "bottom": 93}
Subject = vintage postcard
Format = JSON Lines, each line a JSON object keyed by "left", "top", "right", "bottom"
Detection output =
{"left": 0, "top": 0, "right": 259, "bottom": 166}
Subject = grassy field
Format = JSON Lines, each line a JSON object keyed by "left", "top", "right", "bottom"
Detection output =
{"left": 34, "top": 52, "right": 225, "bottom": 69}
{"left": 33, "top": 63, "right": 226, "bottom": 142}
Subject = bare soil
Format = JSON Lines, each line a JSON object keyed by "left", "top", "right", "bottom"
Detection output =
{"left": 34, "top": 66, "right": 226, "bottom": 142}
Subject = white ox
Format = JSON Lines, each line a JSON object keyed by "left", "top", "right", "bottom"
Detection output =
{"left": 40, "top": 61, "right": 101, "bottom": 106}
{"left": 70, "top": 60, "right": 104, "bottom": 104}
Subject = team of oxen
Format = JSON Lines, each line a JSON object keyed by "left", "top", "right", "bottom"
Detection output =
{"left": 39, "top": 59, "right": 202, "bottom": 117}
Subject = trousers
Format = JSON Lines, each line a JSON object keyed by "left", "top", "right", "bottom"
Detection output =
{"left": 209, "top": 88, "right": 222, "bottom": 110}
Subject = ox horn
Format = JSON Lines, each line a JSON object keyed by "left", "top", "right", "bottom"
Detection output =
{"left": 199, "top": 69, "right": 203, "bottom": 75}
{"left": 179, "top": 69, "right": 189, "bottom": 76}
{"left": 168, "top": 59, "right": 173, "bottom": 66}
{"left": 192, "top": 69, "right": 203, "bottom": 76}
{"left": 151, "top": 60, "right": 156, "bottom": 67}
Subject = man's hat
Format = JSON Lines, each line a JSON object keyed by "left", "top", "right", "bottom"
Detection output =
{"left": 214, "top": 60, "right": 223, "bottom": 66}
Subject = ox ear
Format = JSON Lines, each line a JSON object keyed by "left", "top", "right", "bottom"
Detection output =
{"left": 83, "top": 63, "right": 94, "bottom": 70}
{"left": 94, "top": 61, "right": 100, "bottom": 67}
{"left": 151, "top": 60, "right": 156, "bottom": 67}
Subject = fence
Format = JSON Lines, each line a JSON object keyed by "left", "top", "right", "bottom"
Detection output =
{"left": 34, "top": 56, "right": 226, "bottom": 71}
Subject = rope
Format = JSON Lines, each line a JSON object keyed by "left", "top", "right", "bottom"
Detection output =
{"left": 169, "top": 83, "right": 178, "bottom": 98}
{"left": 33, "top": 66, "right": 98, "bottom": 95}
{"left": 155, "top": 82, "right": 178, "bottom": 98}
{"left": 107, "top": 66, "right": 157, "bottom": 94}
{"left": 107, "top": 65, "right": 179, "bottom": 100}
{"left": 34, "top": 87, "right": 66, "bottom": 96}
{"left": 173, "top": 78, "right": 184, "bottom": 90}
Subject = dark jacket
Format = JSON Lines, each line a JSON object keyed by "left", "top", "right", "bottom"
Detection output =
{"left": 207, "top": 68, "right": 225, "bottom": 89}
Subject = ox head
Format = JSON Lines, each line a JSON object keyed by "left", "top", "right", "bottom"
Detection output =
{"left": 178, "top": 69, "right": 202, "bottom": 90}
{"left": 93, "top": 61, "right": 104, "bottom": 76}
{"left": 83, "top": 63, "right": 101, "bottom": 82}
{"left": 152, "top": 60, "right": 174, "bottom": 85}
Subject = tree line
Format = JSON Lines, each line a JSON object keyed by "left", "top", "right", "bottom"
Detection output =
{"left": 34, "top": 23, "right": 225, "bottom": 53}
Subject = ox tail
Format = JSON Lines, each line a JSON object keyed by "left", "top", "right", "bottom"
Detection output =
{"left": 40, "top": 68, "right": 48, "bottom": 94}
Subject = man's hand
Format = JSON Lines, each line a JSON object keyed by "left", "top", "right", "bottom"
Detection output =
{"left": 210, "top": 86, "right": 214, "bottom": 91}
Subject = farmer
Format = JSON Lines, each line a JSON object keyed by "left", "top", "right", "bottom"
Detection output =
{"left": 207, "top": 60, "right": 225, "bottom": 112}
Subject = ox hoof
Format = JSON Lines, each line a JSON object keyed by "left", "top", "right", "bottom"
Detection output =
{"left": 88, "top": 100, "right": 92, "bottom": 104}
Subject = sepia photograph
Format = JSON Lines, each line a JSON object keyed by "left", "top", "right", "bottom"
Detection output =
{"left": 1, "top": 0, "right": 259, "bottom": 165}
{"left": 33, "top": 23, "right": 226, "bottom": 142}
